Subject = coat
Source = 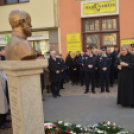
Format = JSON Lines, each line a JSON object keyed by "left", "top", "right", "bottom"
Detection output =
{"left": 48, "top": 57, "right": 63, "bottom": 82}
{"left": 68, "top": 58, "right": 78, "bottom": 75}
{"left": 60, "top": 59, "right": 67, "bottom": 79}
{"left": 114, "top": 53, "right": 134, "bottom": 105}
{"left": 77, "top": 57, "right": 85, "bottom": 71}
{"left": 0, "top": 70, "right": 8, "bottom": 114}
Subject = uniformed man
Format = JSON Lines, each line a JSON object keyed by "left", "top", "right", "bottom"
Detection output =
{"left": 83, "top": 47, "right": 96, "bottom": 94}
{"left": 94, "top": 49, "right": 100, "bottom": 87}
{"left": 97, "top": 47, "right": 112, "bottom": 93}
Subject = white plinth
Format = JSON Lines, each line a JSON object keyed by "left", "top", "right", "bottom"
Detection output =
{"left": 0, "top": 59, "right": 48, "bottom": 134}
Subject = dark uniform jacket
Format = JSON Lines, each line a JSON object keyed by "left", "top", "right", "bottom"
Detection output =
{"left": 77, "top": 57, "right": 84, "bottom": 71}
{"left": 97, "top": 55, "right": 112, "bottom": 72}
{"left": 48, "top": 57, "right": 63, "bottom": 82}
{"left": 83, "top": 54, "right": 96, "bottom": 72}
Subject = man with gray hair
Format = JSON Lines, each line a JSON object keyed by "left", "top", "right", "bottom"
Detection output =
{"left": 48, "top": 51, "right": 63, "bottom": 98}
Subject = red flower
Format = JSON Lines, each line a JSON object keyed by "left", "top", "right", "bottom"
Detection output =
{"left": 47, "top": 133, "right": 51, "bottom": 134}
{"left": 65, "top": 130, "right": 70, "bottom": 133}
{"left": 55, "top": 132, "right": 58, "bottom": 134}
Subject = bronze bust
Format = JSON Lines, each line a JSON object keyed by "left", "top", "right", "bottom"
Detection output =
{"left": 5, "top": 9, "right": 37, "bottom": 60}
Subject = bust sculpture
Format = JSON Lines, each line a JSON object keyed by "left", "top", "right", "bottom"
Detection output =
{"left": 5, "top": 9, "right": 37, "bottom": 60}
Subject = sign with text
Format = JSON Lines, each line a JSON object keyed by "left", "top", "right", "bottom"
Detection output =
{"left": 121, "top": 39, "right": 134, "bottom": 46}
{"left": 83, "top": 0, "right": 116, "bottom": 15}
{"left": 0, "top": 34, "right": 11, "bottom": 45}
{"left": 66, "top": 33, "right": 81, "bottom": 54}
{"left": 27, "top": 31, "right": 49, "bottom": 41}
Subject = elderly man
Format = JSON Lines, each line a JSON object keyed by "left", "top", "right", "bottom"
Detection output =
{"left": 48, "top": 51, "right": 63, "bottom": 98}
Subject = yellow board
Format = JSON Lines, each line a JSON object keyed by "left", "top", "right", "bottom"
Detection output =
{"left": 66, "top": 33, "right": 81, "bottom": 54}
{"left": 83, "top": 0, "right": 116, "bottom": 15}
{"left": 121, "top": 39, "right": 134, "bottom": 46}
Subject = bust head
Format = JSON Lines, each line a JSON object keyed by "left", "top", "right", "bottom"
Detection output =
{"left": 9, "top": 9, "right": 32, "bottom": 37}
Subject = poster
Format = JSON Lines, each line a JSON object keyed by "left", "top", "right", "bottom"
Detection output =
{"left": 66, "top": 33, "right": 81, "bottom": 54}
{"left": 121, "top": 39, "right": 134, "bottom": 46}
{"left": 83, "top": 0, "right": 116, "bottom": 15}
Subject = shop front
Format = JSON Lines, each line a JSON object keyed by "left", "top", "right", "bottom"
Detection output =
{"left": 81, "top": 0, "right": 119, "bottom": 51}
{"left": 28, "top": 31, "right": 49, "bottom": 55}
{"left": 0, "top": 31, "right": 50, "bottom": 55}
{"left": 0, "top": 33, "right": 11, "bottom": 47}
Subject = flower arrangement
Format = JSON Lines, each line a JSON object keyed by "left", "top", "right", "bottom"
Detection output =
{"left": 44, "top": 121, "right": 134, "bottom": 134}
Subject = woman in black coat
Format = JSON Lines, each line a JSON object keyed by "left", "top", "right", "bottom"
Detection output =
{"left": 114, "top": 45, "right": 134, "bottom": 107}
{"left": 68, "top": 52, "right": 78, "bottom": 85}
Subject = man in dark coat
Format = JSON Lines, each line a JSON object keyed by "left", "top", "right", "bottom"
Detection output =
{"left": 94, "top": 49, "right": 100, "bottom": 87}
{"left": 97, "top": 47, "right": 112, "bottom": 93}
{"left": 48, "top": 51, "right": 63, "bottom": 98}
{"left": 83, "top": 47, "right": 96, "bottom": 94}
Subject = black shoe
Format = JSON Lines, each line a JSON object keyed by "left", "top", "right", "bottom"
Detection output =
{"left": 92, "top": 91, "right": 95, "bottom": 94}
{"left": 106, "top": 90, "right": 110, "bottom": 93}
{"left": 131, "top": 105, "right": 134, "bottom": 108}
{"left": 81, "top": 84, "right": 83, "bottom": 86}
{"left": 84, "top": 90, "right": 89, "bottom": 94}
{"left": 101, "top": 91, "right": 104, "bottom": 93}
{"left": 61, "top": 88, "right": 64, "bottom": 89}
{"left": 53, "top": 95, "right": 57, "bottom": 98}
{"left": 0, "top": 125, "right": 11, "bottom": 129}
{"left": 57, "top": 94, "right": 61, "bottom": 97}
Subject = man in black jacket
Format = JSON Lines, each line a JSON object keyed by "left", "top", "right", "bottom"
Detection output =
{"left": 48, "top": 51, "right": 63, "bottom": 98}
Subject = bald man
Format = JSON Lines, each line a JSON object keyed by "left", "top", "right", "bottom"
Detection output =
{"left": 5, "top": 9, "right": 37, "bottom": 60}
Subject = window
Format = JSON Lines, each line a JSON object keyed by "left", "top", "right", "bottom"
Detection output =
{"left": 84, "top": 19, "right": 100, "bottom": 32}
{"left": 102, "top": 33, "right": 117, "bottom": 46}
{"left": 0, "top": 0, "right": 29, "bottom": 5}
{"left": 102, "top": 18, "right": 117, "bottom": 30}
{"left": 82, "top": 16, "right": 120, "bottom": 50}
{"left": 30, "top": 40, "right": 49, "bottom": 55}
{"left": 86, "top": 34, "right": 100, "bottom": 49}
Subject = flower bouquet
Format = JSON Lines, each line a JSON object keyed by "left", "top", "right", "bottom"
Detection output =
{"left": 44, "top": 121, "right": 134, "bottom": 134}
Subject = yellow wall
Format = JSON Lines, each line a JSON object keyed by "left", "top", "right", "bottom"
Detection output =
{"left": 0, "top": 0, "right": 58, "bottom": 32}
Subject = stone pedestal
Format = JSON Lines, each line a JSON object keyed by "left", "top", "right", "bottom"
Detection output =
{"left": 0, "top": 59, "right": 48, "bottom": 134}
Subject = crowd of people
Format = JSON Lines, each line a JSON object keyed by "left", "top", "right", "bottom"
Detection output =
{"left": 1, "top": 44, "right": 134, "bottom": 130}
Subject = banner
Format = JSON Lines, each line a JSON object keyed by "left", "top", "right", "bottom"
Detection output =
{"left": 121, "top": 39, "right": 134, "bottom": 46}
{"left": 83, "top": 0, "right": 116, "bottom": 15}
{"left": 66, "top": 33, "right": 81, "bottom": 54}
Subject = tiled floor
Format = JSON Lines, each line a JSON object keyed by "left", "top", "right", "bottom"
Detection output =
{"left": 1, "top": 83, "right": 134, "bottom": 134}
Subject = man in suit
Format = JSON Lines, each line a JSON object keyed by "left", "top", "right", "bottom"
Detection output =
{"left": 97, "top": 47, "right": 112, "bottom": 93}
{"left": 83, "top": 47, "right": 96, "bottom": 94}
{"left": 48, "top": 51, "right": 63, "bottom": 98}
